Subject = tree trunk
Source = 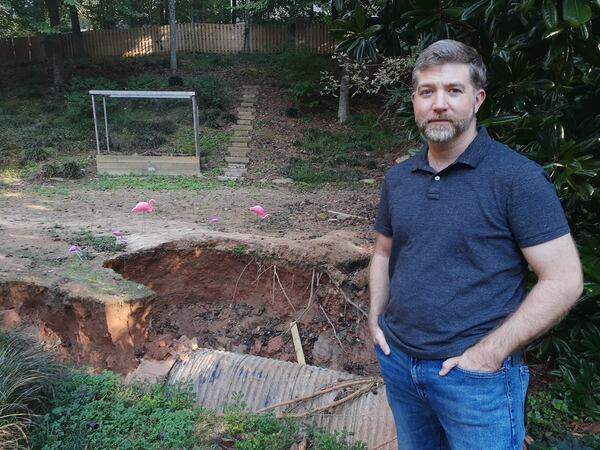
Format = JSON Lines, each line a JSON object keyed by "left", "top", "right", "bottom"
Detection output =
{"left": 69, "top": 5, "right": 84, "bottom": 58}
{"left": 231, "top": 0, "right": 237, "bottom": 24}
{"left": 331, "top": 0, "right": 339, "bottom": 20}
{"left": 338, "top": 69, "right": 350, "bottom": 124}
{"left": 45, "top": 0, "right": 64, "bottom": 94}
{"left": 168, "top": 0, "right": 177, "bottom": 74}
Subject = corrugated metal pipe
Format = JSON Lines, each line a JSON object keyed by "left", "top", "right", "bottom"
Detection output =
{"left": 167, "top": 348, "right": 397, "bottom": 449}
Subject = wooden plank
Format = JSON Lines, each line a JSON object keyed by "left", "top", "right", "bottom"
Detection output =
{"left": 96, "top": 155, "right": 200, "bottom": 176}
{"left": 290, "top": 322, "right": 306, "bottom": 365}
{"left": 97, "top": 155, "right": 199, "bottom": 163}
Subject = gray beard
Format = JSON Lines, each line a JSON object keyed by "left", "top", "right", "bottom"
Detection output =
{"left": 418, "top": 111, "right": 475, "bottom": 143}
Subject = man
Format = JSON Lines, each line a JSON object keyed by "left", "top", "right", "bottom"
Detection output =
{"left": 370, "top": 39, "right": 583, "bottom": 450}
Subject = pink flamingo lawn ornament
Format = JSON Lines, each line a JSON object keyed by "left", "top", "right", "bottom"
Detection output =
{"left": 130, "top": 199, "right": 156, "bottom": 213}
{"left": 249, "top": 205, "right": 272, "bottom": 220}
{"left": 130, "top": 199, "right": 156, "bottom": 233}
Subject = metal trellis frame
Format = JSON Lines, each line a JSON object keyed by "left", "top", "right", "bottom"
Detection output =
{"left": 89, "top": 90, "right": 200, "bottom": 161}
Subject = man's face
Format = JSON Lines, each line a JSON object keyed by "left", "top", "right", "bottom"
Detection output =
{"left": 411, "top": 63, "right": 486, "bottom": 144}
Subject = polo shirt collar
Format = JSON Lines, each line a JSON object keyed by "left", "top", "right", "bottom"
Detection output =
{"left": 411, "top": 127, "right": 490, "bottom": 173}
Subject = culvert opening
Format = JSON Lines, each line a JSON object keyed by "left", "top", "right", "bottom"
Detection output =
{"left": 105, "top": 244, "right": 376, "bottom": 376}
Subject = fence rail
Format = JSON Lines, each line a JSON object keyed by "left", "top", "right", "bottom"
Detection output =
{"left": 0, "top": 22, "right": 334, "bottom": 65}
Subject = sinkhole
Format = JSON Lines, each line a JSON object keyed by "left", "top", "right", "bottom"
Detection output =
{"left": 0, "top": 233, "right": 376, "bottom": 377}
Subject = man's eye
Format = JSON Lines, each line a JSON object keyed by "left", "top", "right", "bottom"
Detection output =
{"left": 449, "top": 88, "right": 462, "bottom": 94}
{"left": 420, "top": 90, "right": 432, "bottom": 96}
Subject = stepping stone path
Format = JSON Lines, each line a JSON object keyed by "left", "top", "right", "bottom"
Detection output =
{"left": 219, "top": 84, "right": 259, "bottom": 181}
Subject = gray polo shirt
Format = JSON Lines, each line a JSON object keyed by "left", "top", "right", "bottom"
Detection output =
{"left": 374, "top": 128, "right": 570, "bottom": 359}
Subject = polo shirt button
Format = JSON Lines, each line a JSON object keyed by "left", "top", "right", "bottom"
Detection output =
{"left": 434, "top": 175, "right": 441, "bottom": 181}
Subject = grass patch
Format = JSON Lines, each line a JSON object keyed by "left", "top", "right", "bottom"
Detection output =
{"left": 91, "top": 175, "right": 214, "bottom": 191}
{"left": 282, "top": 159, "right": 364, "bottom": 185}
{"left": 0, "top": 332, "right": 61, "bottom": 448}
{"left": 283, "top": 114, "right": 401, "bottom": 185}
{"left": 174, "top": 127, "right": 232, "bottom": 157}
{"left": 63, "top": 262, "right": 153, "bottom": 299}
{"left": 31, "top": 186, "right": 71, "bottom": 198}
{"left": 69, "top": 229, "right": 125, "bottom": 253}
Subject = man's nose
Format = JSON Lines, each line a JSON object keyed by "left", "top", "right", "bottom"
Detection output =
{"left": 432, "top": 92, "right": 448, "bottom": 111}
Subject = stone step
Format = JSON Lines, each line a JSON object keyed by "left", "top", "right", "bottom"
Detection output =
{"left": 242, "top": 96, "right": 257, "bottom": 101}
{"left": 225, "top": 156, "right": 250, "bottom": 164}
{"left": 237, "top": 107, "right": 256, "bottom": 112}
{"left": 227, "top": 163, "right": 247, "bottom": 169}
{"left": 231, "top": 134, "right": 250, "bottom": 141}
{"left": 233, "top": 131, "right": 250, "bottom": 138}
{"left": 242, "top": 84, "right": 259, "bottom": 89}
{"left": 230, "top": 142, "right": 249, "bottom": 148}
{"left": 218, "top": 175, "right": 244, "bottom": 181}
{"left": 240, "top": 102, "right": 255, "bottom": 108}
{"left": 227, "top": 147, "right": 250, "bottom": 154}
{"left": 228, "top": 152, "right": 249, "bottom": 159}
{"left": 238, "top": 115, "right": 256, "bottom": 121}
{"left": 237, "top": 119, "right": 252, "bottom": 125}
{"left": 228, "top": 147, "right": 248, "bottom": 157}
{"left": 224, "top": 170, "right": 248, "bottom": 176}
{"left": 232, "top": 124, "right": 252, "bottom": 131}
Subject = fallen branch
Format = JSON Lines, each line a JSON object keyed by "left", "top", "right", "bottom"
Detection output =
{"left": 254, "top": 377, "right": 377, "bottom": 414}
{"left": 319, "top": 303, "right": 347, "bottom": 354}
{"left": 283, "top": 380, "right": 378, "bottom": 418}
{"left": 327, "top": 210, "right": 369, "bottom": 221}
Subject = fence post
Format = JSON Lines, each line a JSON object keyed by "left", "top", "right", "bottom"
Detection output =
{"left": 243, "top": 20, "right": 250, "bottom": 53}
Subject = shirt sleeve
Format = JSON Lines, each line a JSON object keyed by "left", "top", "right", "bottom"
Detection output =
{"left": 374, "top": 175, "right": 393, "bottom": 236}
{"left": 508, "top": 161, "right": 570, "bottom": 248}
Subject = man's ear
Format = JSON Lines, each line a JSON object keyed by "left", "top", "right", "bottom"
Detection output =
{"left": 474, "top": 89, "right": 486, "bottom": 113}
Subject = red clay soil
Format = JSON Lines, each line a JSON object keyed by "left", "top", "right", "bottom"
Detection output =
{"left": 0, "top": 231, "right": 377, "bottom": 376}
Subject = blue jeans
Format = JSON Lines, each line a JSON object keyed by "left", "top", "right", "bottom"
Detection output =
{"left": 375, "top": 345, "right": 529, "bottom": 450}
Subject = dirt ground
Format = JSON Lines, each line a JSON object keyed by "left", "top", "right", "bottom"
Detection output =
{"left": 0, "top": 178, "right": 388, "bottom": 376}
{"left": 0, "top": 55, "right": 412, "bottom": 379}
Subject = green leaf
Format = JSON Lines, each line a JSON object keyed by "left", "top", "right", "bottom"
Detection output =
{"left": 354, "top": 1, "right": 366, "bottom": 29}
{"left": 542, "top": 0, "right": 558, "bottom": 28}
{"left": 542, "top": 28, "right": 564, "bottom": 39}
{"left": 460, "top": 0, "right": 488, "bottom": 20}
{"left": 444, "top": 7, "right": 463, "bottom": 18}
{"left": 562, "top": 0, "right": 592, "bottom": 27}
{"left": 479, "top": 114, "right": 521, "bottom": 127}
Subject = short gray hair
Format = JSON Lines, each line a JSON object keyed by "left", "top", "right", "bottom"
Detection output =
{"left": 412, "top": 40, "right": 487, "bottom": 91}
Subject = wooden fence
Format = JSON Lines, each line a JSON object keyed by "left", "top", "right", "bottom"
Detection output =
{"left": 0, "top": 22, "right": 335, "bottom": 65}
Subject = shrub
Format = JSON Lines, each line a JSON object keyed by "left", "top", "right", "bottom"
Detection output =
{"left": 21, "top": 147, "right": 51, "bottom": 163}
{"left": 0, "top": 331, "right": 60, "bottom": 449}
{"left": 64, "top": 76, "right": 119, "bottom": 121}
{"left": 185, "top": 76, "right": 226, "bottom": 109}
{"left": 59, "top": 160, "right": 85, "bottom": 179}
{"left": 287, "top": 81, "right": 322, "bottom": 108}
{"left": 29, "top": 371, "right": 201, "bottom": 450}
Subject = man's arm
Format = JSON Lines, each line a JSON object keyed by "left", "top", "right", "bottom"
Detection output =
{"left": 440, "top": 233, "right": 584, "bottom": 375}
{"left": 369, "top": 232, "right": 393, "bottom": 355}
